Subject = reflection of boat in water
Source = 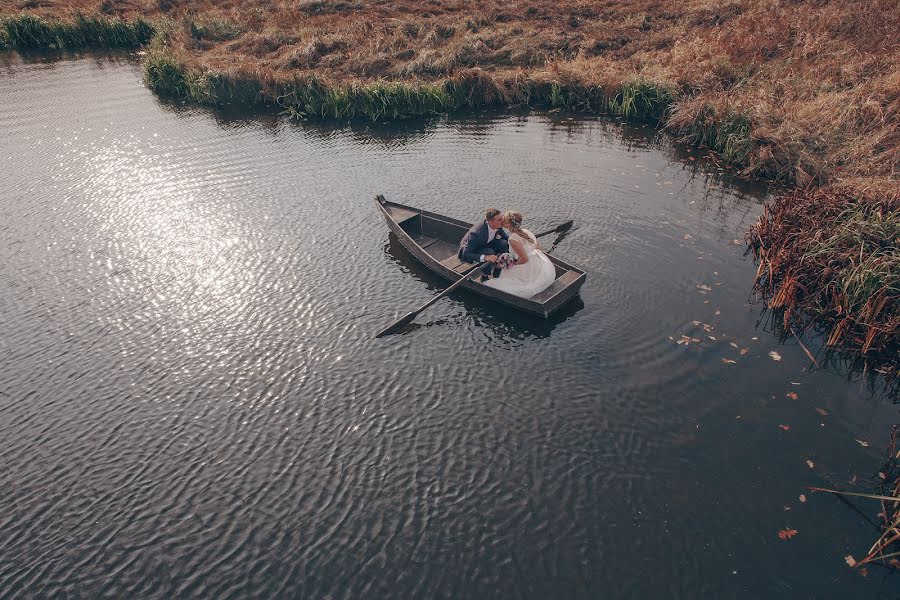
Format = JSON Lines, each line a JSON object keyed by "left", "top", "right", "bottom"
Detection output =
{"left": 382, "top": 234, "right": 584, "bottom": 339}
{"left": 376, "top": 195, "right": 586, "bottom": 318}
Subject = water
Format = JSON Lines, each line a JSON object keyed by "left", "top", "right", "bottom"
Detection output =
{"left": 0, "top": 54, "right": 896, "bottom": 598}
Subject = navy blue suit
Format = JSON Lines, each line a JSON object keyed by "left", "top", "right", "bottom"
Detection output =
{"left": 458, "top": 220, "right": 510, "bottom": 274}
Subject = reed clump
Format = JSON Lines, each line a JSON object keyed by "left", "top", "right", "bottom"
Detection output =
{"left": 748, "top": 188, "right": 899, "bottom": 376}
{"left": 2, "top": 13, "right": 153, "bottom": 50}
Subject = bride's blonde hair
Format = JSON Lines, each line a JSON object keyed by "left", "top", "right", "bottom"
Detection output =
{"left": 503, "top": 211, "right": 534, "bottom": 243}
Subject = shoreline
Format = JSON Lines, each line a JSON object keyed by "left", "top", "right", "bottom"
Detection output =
{"left": 1, "top": 6, "right": 896, "bottom": 374}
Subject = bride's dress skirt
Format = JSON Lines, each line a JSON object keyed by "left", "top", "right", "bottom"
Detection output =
{"left": 484, "top": 249, "right": 556, "bottom": 298}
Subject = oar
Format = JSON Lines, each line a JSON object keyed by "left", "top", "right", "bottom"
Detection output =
{"left": 374, "top": 220, "right": 574, "bottom": 338}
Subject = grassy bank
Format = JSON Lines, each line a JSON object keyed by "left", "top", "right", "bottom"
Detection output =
{"left": 1, "top": 1, "right": 897, "bottom": 365}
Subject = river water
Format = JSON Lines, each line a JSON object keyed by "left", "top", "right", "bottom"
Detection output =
{"left": 0, "top": 54, "right": 897, "bottom": 598}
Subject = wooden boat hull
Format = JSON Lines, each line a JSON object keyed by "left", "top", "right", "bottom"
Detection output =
{"left": 376, "top": 195, "right": 585, "bottom": 318}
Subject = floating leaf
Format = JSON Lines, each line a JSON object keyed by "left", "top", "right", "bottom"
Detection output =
{"left": 769, "top": 350, "right": 783, "bottom": 361}
{"left": 740, "top": 348, "right": 748, "bottom": 355}
{"left": 806, "top": 459, "right": 815, "bottom": 469}
{"left": 715, "top": 309, "right": 721, "bottom": 315}
{"left": 815, "top": 408, "right": 829, "bottom": 416}
{"left": 779, "top": 424, "right": 791, "bottom": 431}
{"left": 855, "top": 439, "right": 869, "bottom": 448}
{"left": 777, "top": 528, "right": 798, "bottom": 540}
{"left": 722, "top": 358, "right": 736, "bottom": 365}
{"left": 786, "top": 392, "right": 798, "bottom": 400}
{"left": 799, "top": 494, "right": 807, "bottom": 503}
{"left": 692, "top": 320, "right": 701, "bottom": 326}
{"left": 845, "top": 555, "right": 857, "bottom": 567}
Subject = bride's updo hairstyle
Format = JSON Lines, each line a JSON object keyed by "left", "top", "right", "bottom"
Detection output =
{"left": 503, "top": 211, "right": 535, "bottom": 243}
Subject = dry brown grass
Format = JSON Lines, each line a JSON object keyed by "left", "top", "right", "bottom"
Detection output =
{"left": 3, "top": 0, "right": 896, "bottom": 193}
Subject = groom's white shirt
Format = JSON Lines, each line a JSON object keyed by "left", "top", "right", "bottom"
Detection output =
{"left": 479, "top": 225, "right": 498, "bottom": 262}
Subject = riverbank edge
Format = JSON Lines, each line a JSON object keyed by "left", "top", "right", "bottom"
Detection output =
{"left": 3, "top": 13, "right": 896, "bottom": 375}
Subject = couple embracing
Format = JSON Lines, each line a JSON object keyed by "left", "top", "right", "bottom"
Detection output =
{"left": 458, "top": 208, "right": 556, "bottom": 299}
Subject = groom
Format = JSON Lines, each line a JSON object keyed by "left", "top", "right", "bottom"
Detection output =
{"left": 458, "top": 208, "right": 509, "bottom": 281}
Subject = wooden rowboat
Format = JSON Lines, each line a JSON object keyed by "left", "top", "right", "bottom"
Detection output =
{"left": 376, "top": 195, "right": 586, "bottom": 318}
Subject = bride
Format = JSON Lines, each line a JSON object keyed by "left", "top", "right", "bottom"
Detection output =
{"left": 483, "top": 211, "right": 556, "bottom": 298}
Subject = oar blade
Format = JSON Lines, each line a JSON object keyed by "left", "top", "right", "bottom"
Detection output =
{"left": 374, "top": 311, "right": 417, "bottom": 338}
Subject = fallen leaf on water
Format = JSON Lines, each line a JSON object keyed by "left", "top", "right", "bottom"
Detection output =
{"left": 703, "top": 323, "right": 714, "bottom": 332}
{"left": 684, "top": 234, "right": 693, "bottom": 240}
{"left": 786, "top": 392, "right": 798, "bottom": 400}
{"left": 752, "top": 336, "right": 759, "bottom": 340}
{"left": 777, "top": 528, "right": 798, "bottom": 540}
{"left": 815, "top": 408, "right": 829, "bottom": 416}
{"left": 730, "top": 342, "right": 739, "bottom": 348}
{"left": 855, "top": 439, "right": 869, "bottom": 447}
{"left": 850, "top": 474, "right": 858, "bottom": 484}
{"left": 715, "top": 310, "right": 721, "bottom": 315}
{"left": 722, "top": 358, "right": 736, "bottom": 364}
{"left": 783, "top": 506, "right": 791, "bottom": 511}
{"left": 740, "top": 348, "right": 748, "bottom": 355}
{"left": 708, "top": 335, "right": 717, "bottom": 341}
{"left": 799, "top": 494, "right": 807, "bottom": 503}
{"left": 769, "top": 350, "right": 783, "bottom": 361}
{"left": 845, "top": 555, "right": 857, "bottom": 567}
{"left": 879, "top": 472, "right": 887, "bottom": 480}
{"left": 692, "top": 320, "right": 701, "bottom": 326}
{"left": 779, "top": 424, "right": 791, "bottom": 431}
{"left": 806, "top": 459, "right": 815, "bottom": 469}
{"left": 697, "top": 284, "right": 712, "bottom": 292}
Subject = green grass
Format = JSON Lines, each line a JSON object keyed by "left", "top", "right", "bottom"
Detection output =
{"left": 189, "top": 18, "right": 243, "bottom": 42}
{"left": 676, "top": 106, "right": 754, "bottom": 164}
{"left": 804, "top": 203, "right": 900, "bottom": 310}
{"left": 2, "top": 13, "right": 154, "bottom": 50}
{"left": 607, "top": 80, "right": 675, "bottom": 121}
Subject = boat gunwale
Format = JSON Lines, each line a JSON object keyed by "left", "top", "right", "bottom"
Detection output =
{"left": 376, "top": 196, "right": 585, "bottom": 317}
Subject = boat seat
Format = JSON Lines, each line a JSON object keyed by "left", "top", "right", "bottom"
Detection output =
{"left": 529, "top": 270, "right": 582, "bottom": 303}
{"left": 427, "top": 240, "right": 461, "bottom": 263}
{"left": 440, "top": 252, "right": 480, "bottom": 274}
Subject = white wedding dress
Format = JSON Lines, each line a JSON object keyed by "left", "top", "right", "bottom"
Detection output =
{"left": 483, "top": 231, "right": 556, "bottom": 298}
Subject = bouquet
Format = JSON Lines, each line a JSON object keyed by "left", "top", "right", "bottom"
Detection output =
{"left": 495, "top": 252, "right": 517, "bottom": 269}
